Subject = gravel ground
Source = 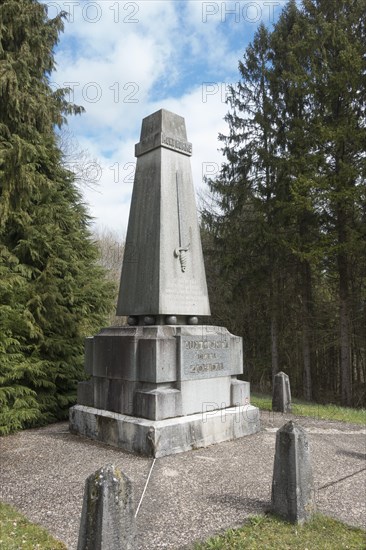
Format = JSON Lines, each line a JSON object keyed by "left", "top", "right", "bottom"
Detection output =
{"left": 1, "top": 410, "right": 365, "bottom": 549}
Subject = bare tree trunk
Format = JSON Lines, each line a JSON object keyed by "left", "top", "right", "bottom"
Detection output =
{"left": 302, "top": 321, "right": 312, "bottom": 400}
{"left": 271, "top": 314, "right": 279, "bottom": 383}
{"left": 270, "top": 275, "right": 279, "bottom": 382}
{"left": 301, "top": 261, "right": 312, "bottom": 401}
{"left": 338, "top": 247, "right": 352, "bottom": 406}
{"left": 335, "top": 141, "right": 352, "bottom": 406}
{"left": 339, "top": 281, "right": 351, "bottom": 406}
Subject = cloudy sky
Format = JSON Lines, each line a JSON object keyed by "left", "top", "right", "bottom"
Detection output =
{"left": 44, "top": 0, "right": 285, "bottom": 235}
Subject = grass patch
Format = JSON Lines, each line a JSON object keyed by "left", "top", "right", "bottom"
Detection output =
{"left": 250, "top": 393, "right": 366, "bottom": 425}
{"left": 0, "top": 502, "right": 67, "bottom": 550}
{"left": 194, "top": 514, "right": 366, "bottom": 549}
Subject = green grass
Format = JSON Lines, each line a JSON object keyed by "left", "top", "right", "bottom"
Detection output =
{"left": 250, "top": 393, "right": 366, "bottom": 425}
{"left": 0, "top": 502, "right": 67, "bottom": 550}
{"left": 194, "top": 514, "right": 366, "bottom": 549}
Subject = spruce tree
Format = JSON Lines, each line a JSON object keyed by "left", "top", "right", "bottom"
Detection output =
{"left": 203, "top": 23, "right": 279, "bottom": 384}
{"left": 205, "top": 20, "right": 302, "bottom": 387}
{"left": 0, "top": 0, "right": 114, "bottom": 433}
{"left": 269, "top": 0, "right": 320, "bottom": 400}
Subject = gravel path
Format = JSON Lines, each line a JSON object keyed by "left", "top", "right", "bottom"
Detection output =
{"left": 1, "top": 411, "right": 365, "bottom": 549}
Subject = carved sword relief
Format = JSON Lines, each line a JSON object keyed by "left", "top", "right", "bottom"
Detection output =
{"left": 174, "top": 171, "right": 190, "bottom": 272}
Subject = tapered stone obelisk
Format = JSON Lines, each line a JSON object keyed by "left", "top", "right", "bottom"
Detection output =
{"left": 117, "top": 109, "right": 210, "bottom": 323}
{"left": 70, "top": 109, "right": 260, "bottom": 457}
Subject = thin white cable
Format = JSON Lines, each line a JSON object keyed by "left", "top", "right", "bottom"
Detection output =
{"left": 135, "top": 458, "right": 156, "bottom": 518}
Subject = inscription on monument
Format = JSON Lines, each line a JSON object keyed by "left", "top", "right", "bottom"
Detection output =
{"left": 135, "top": 132, "right": 192, "bottom": 157}
{"left": 161, "top": 133, "right": 192, "bottom": 155}
{"left": 178, "top": 335, "right": 237, "bottom": 380}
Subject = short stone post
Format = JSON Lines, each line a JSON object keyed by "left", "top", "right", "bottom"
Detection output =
{"left": 78, "top": 464, "right": 135, "bottom": 550}
{"left": 271, "top": 421, "right": 315, "bottom": 523}
{"left": 272, "top": 371, "right": 291, "bottom": 413}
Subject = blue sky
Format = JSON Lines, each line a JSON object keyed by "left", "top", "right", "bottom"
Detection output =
{"left": 44, "top": 0, "right": 285, "bottom": 234}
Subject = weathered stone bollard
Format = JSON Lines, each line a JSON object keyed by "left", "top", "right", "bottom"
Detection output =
{"left": 272, "top": 371, "right": 292, "bottom": 413}
{"left": 78, "top": 464, "right": 135, "bottom": 550}
{"left": 271, "top": 421, "right": 315, "bottom": 523}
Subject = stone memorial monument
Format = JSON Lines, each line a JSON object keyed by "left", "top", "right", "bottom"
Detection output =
{"left": 70, "top": 109, "right": 260, "bottom": 457}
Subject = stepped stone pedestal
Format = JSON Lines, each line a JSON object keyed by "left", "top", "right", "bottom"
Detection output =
{"left": 69, "top": 109, "right": 260, "bottom": 457}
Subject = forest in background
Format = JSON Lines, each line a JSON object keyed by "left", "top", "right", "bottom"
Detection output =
{"left": 201, "top": 0, "right": 366, "bottom": 407}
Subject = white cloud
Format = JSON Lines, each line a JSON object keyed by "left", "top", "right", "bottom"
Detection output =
{"left": 45, "top": 0, "right": 282, "bottom": 235}
{"left": 75, "top": 84, "right": 228, "bottom": 235}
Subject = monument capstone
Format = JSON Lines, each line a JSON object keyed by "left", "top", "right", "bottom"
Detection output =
{"left": 69, "top": 109, "right": 260, "bottom": 457}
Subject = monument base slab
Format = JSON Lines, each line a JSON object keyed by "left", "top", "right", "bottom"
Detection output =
{"left": 69, "top": 404, "right": 260, "bottom": 458}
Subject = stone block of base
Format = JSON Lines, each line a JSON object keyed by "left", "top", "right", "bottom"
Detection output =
{"left": 70, "top": 404, "right": 260, "bottom": 458}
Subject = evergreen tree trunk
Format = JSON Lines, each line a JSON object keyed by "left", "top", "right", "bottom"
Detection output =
{"left": 338, "top": 238, "right": 352, "bottom": 406}
{"left": 301, "top": 261, "right": 312, "bottom": 400}
{"left": 270, "top": 276, "right": 279, "bottom": 381}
